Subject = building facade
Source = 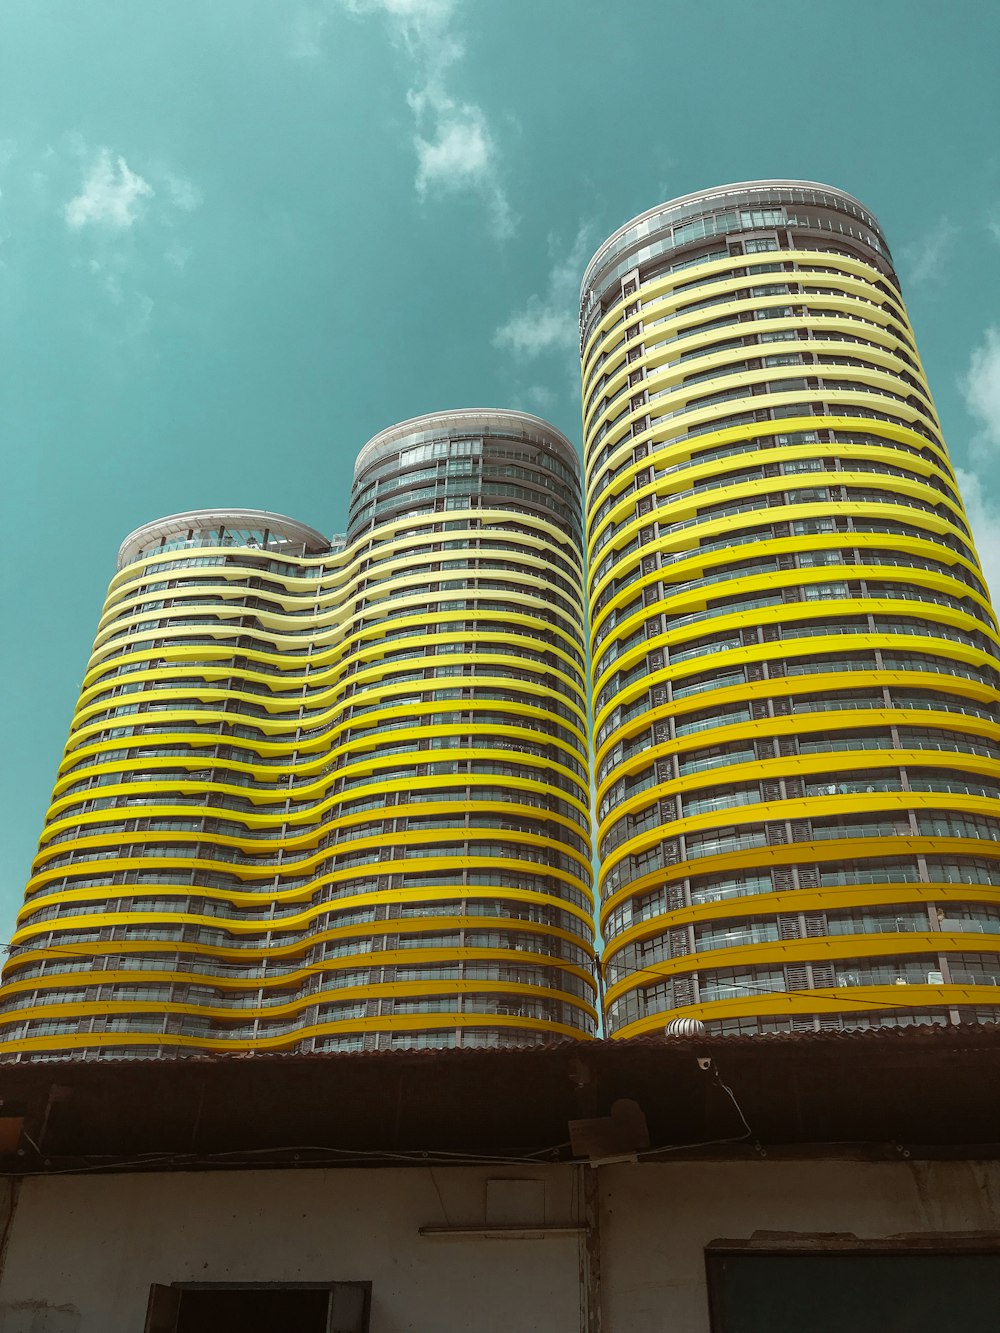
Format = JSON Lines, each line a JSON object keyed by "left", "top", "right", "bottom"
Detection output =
{"left": 582, "top": 180, "right": 1000, "bottom": 1037}
{"left": 8, "top": 178, "right": 1000, "bottom": 1058}
{"left": 6, "top": 1156, "right": 999, "bottom": 1333}
{"left": 0, "top": 410, "right": 596, "bottom": 1059}
{"left": 0, "top": 1032, "right": 997, "bottom": 1333}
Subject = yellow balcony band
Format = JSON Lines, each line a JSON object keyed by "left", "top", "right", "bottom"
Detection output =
{"left": 0, "top": 413, "right": 597, "bottom": 1057}
{"left": 582, "top": 180, "right": 1000, "bottom": 1038}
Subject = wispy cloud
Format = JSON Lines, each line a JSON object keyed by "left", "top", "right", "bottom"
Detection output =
{"left": 494, "top": 226, "right": 594, "bottom": 359}
{"left": 289, "top": 8, "right": 330, "bottom": 59}
{"left": 164, "top": 173, "right": 202, "bottom": 213}
{"left": 64, "top": 148, "right": 201, "bottom": 234}
{"left": 164, "top": 242, "right": 193, "bottom": 272}
{"left": 55, "top": 143, "right": 203, "bottom": 336}
{"left": 956, "top": 330, "right": 1000, "bottom": 604}
{"left": 957, "top": 467, "right": 1000, "bottom": 606}
{"left": 338, "top": 0, "right": 514, "bottom": 237}
{"left": 900, "top": 216, "right": 959, "bottom": 286}
{"left": 65, "top": 149, "right": 154, "bottom": 231}
{"left": 521, "top": 384, "right": 558, "bottom": 415}
{"left": 963, "top": 327, "right": 1000, "bottom": 462}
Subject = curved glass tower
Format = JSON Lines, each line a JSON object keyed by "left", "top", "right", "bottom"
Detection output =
{"left": 582, "top": 181, "right": 1000, "bottom": 1037}
{"left": 1, "top": 411, "right": 596, "bottom": 1059}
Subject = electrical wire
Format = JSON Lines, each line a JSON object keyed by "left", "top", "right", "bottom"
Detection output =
{"left": 0, "top": 1085, "right": 751, "bottom": 1178}
{"left": 427, "top": 1165, "right": 450, "bottom": 1225}
{"left": 0, "top": 1139, "right": 581, "bottom": 1179}
{"left": 0, "top": 1063, "right": 756, "bottom": 1179}
{"left": 635, "top": 1060, "right": 754, "bottom": 1158}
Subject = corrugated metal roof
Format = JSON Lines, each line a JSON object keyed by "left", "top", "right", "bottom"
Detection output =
{"left": 1, "top": 1024, "right": 998, "bottom": 1174}
{"left": 8, "top": 1021, "right": 996, "bottom": 1070}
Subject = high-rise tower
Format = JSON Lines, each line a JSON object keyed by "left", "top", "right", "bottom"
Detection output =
{"left": 1, "top": 410, "right": 596, "bottom": 1059}
{"left": 582, "top": 181, "right": 1000, "bottom": 1037}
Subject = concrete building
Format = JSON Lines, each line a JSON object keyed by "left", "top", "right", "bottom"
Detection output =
{"left": 0, "top": 1030, "right": 997, "bottom": 1330}
{"left": 0, "top": 410, "right": 595, "bottom": 1058}
{"left": 9, "top": 177, "right": 1000, "bottom": 1056}
{"left": 581, "top": 181, "right": 1000, "bottom": 1036}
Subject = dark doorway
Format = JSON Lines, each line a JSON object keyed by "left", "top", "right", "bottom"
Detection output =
{"left": 707, "top": 1251, "right": 1000, "bottom": 1333}
{"left": 145, "top": 1282, "right": 370, "bottom": 1333}
{"left": 176, "top": 1287, "right": 330, "bottom": 1332}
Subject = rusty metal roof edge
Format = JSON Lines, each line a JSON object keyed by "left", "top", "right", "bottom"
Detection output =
{"left": 3, "top": 1022, "right": 998, "bottom": 1071}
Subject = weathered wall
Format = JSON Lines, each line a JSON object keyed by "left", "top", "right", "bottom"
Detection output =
{"left": 0, "top": 1165, "right": 582, "bottom": 1333}
{"left": 600, "top": 1159, "right": 1000, "bottom": 1331}
{"left": 0, "top": 1158, "right": 998, "bottom": 1332}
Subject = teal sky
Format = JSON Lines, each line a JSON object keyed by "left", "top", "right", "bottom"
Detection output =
{"left": 1, "top": 0, "right": 999, "bottom": 945}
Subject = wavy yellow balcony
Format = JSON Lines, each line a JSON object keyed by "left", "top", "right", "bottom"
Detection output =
{"left": 1, "top": 411, "right": 597, "bottom": 1059}
{"left": 581, "top": 180, "right": 1000, "bottom": 1038}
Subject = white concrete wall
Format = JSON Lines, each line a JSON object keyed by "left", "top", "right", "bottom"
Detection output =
{"left": 0, "top": 1165, "right": 583, "bottom": 1333}
{"left": 600, "top": 1159, "right": 1000, "bottom": 1332}
{"left": 0, "top": 1158, "right": 998, "bottom": 1332}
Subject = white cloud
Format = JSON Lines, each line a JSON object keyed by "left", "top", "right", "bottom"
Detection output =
{"left": 65, "top": 149, "right": 153, "bottom": 230}
{"left": 164, "top": 173, "right": 202, "bottom": 213}
{"left": 343, "top": 0, "right": 458, "bottom": 34}
{"left": 900, "top": 217, "right": 958, "bottom": 286}
{"left": 962, "top": 327, "right": 1000, "bottom": 462}
{"left": 57, "top": 144, "right": 201, "bottom": 335}
{"left": 164, "top": 243, "right": 192, "bottom": 272}
{"left": 289, "top": 8, "right": 330, "bottom": 58}
{"left": 338, "top": 0, "right": 514, "bottom": 236}
{"left": 957, "top": 467, "right": 1000, "bottom": 606}
{"left": 413, "top": 113, "right": 489, "bottom": 188}
{"left": 522, "top": 384, "right": 558, "bottom": 415}
{"left": 956, "top": 330, "right": 1000, "bottom": 607}
{"left": 411, "top": 103, "right": 513, "bottom": 238}
{"left": 494, "top": 226, "right": 594, "bottom": 359}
